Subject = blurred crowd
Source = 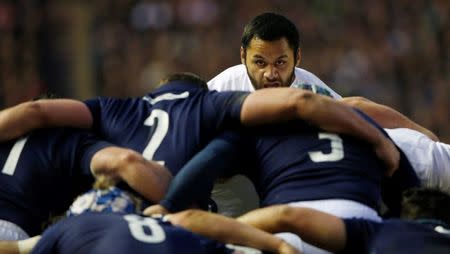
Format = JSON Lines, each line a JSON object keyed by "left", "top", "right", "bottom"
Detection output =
{"left": 0, "top": 0, "right": 449, "bottom": 141}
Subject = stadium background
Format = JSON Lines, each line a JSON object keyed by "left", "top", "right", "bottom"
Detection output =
{"left": 0, "top": 0, "right": 448, "bottom": 142}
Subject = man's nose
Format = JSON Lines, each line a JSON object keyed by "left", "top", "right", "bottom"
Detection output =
{"left": 264, "top": 65, "right": 279, "bottom": 80}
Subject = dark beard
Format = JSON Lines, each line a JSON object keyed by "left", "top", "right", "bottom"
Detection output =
{"left": 245, "top": 65, "right": 295, "bottom": 90}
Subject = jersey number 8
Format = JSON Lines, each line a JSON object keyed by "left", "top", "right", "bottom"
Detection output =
{"left": 124, "top": 214, "right": 166, "bottom": 243}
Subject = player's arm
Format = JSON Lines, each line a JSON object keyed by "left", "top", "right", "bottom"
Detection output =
{"left": 241, "top": 88, "right": 390, "bottom": 143}
{"left": 237, "top": 205, "right": 347, "bottom": 253}
{"left": 0, "top": 99, "right": 92, "bottom": 141}
{"left": 241, "top": 88, "right": 400, "bottom": 175}
{"left": 144, "top": 134, "right": 241, "bottom": 214}
{"left": 0, "top": 236, "right": 41, "bottom": 254}
{"left": 341, "top": 96, "right": 439, "bottom": 141}
{"left": 90, "top": 147, "right": 173, "bottom": 203}
{"left": 0, "top": 241, "right": 19, "bottom": 254}
{"left": 167, "top": 209, "right": 300, "bottom": 254}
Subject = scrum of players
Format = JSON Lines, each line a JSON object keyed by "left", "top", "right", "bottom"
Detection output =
{"left": 0, "top": 12, "right": 449, "bottom": 254}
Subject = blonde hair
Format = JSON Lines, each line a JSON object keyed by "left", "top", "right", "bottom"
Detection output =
{"left": 93, "top": 175, "right": 117, "bottom": 190}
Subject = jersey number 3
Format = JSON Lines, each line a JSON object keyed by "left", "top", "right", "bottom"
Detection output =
{"left": 308, "top": 133, "right": 344, "bottom": 162}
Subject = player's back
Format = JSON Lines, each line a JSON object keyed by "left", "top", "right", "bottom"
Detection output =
{"left": 85, "top": 81, "right": 247, "bottom": 175}
{"left": 0, "top": 128, "right": 107, "bottom": 235}
{"left": 249, "top": 123, "right": 385, "bottom": 210}
{"left": 31, "top": 213, "right": 234, "bottom": 254}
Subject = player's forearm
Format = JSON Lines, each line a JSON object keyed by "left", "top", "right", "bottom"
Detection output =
{"left": 119, "top": 155, "right": 172, "bottom": 203}
{"left": 238, "top": 205, "right": 346, "bottom": 253}
{"left": 0, "top": 236, "right": 40, "bottom": 254}
{"left": 341, "top": 97, "right": 439, "bottom": 141}
{"left": 168, "top": 210, "right": 297, "bottom": 254}
{"left": 0, "top": 241, "right": 20, "bottom": 254}
{"left": 240, "top": 88, "right": 307, "bottom": 126}
{"left": 160, "top": 136, "right": 239, "bottom": 212}
{"left": 242, "top": 88, "right": 384, "bottom": 145}
{"left": 297, "top": 93, "right": 388, "bottom": 146}
{"left": 91, "top": 147, "right": 172, "bottom": 203}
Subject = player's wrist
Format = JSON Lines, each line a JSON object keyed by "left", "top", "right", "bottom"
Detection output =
{"left": 277, "top": 240, "right": 300, "bottom": 254}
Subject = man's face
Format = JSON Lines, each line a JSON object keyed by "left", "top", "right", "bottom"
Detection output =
{"left": 241, "top": 37, "right": 300, "bottom": 90}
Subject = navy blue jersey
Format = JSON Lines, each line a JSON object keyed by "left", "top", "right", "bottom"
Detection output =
{"left": 0, "top": 128, "right": 111, "bottom": 235}
{"left": 247, "top": 120, "right": 386, "bottom": 209}
{"left": 250, "top": 127, "right": 382, "bottom": 209}
{"left": 84, "top": 81, "right": 248, "bottom": 175}
{"left": 31, "top": 213, "right": 235, "bottom": 254}
{"left": 158, "top": 111, "right": 416, "bottom": 214}
{"left": 344, "top": 218, "right": 450, "bottom": 253}
{"left": 247, "top": 111, "right": 417, "bottom": 211}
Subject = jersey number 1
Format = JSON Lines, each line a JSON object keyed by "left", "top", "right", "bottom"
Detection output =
{"left": 1, "top": 136, "right": 28, "bottom": 176}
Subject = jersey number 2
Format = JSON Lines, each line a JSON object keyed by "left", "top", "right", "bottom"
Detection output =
{"left": 143, "top": 109, "right": 169, "bottom": 165}
{"left": 1, "top": 136, "right": 28, "bottom": 176}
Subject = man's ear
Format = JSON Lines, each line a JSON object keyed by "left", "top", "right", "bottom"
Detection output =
{"left": 240, "top": 47, "right": 246, "bottom": 65}
{"left": 295, "top": 48, "right": 301, "bottom": 67}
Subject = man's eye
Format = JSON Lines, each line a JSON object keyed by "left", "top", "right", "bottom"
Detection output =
{"left": 255, "top": 60, "right": 266, "bottom": 66}
{"left": 276, "top": 60, "right": 286, "bottom": 66}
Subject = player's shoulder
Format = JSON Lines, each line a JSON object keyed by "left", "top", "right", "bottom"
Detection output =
{"left": 208, "top": 65, "right": 253, "bottom": 92}
{"left": 293, "top": 67, "right": 327, "bottom": 83}
{"left": 293, "top": 67, "right": 342, "bottom": 99}
{"left": 210, "top": 65, "right": 247, "bottom": 80}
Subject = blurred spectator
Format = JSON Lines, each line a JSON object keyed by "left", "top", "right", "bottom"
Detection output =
{"left": 0, "top": 0, "right": 449, "bottom": 141}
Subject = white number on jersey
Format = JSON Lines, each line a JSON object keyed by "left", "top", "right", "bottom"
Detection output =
{"left": 124, "top": 214, "right": 166, "bottom": 243}
{"left": 308, "top": 133, "right": 344, "bottom": 162}
{"left": 142, "top": 109, "right": 169, "bottom": 165}
{"left": 1, "top": 136, "right": 29, "bottom": 176}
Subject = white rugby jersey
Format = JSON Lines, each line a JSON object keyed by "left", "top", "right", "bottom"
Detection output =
{"left": 385, "top": 128, "right": 450, "bottom": 193}
{"left": 208, "top": 64, "right": 342, "bottom": 99}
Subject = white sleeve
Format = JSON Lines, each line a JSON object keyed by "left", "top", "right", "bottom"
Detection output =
{"left": 18, "top": 235, "right": 41, "bottom": 254}
{"left": 384, "top": 128, "right": 450, "bottom": 194}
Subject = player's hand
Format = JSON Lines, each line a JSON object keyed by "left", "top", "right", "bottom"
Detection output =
{"left": 143, "top": 204, "right": 169, "bottom": 216}
{"left": 374, "top": 138, "right": 400, "bottom": 177}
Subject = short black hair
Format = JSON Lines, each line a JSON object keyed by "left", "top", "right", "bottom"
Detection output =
{"left": 401, "top": 187, "right": 450, "bottom": 224}
{"left": 241, "top": 12, "right": 300, "bottom": 56}
{"left": 158, "top": 72, "right": 208, "bottom": 89}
